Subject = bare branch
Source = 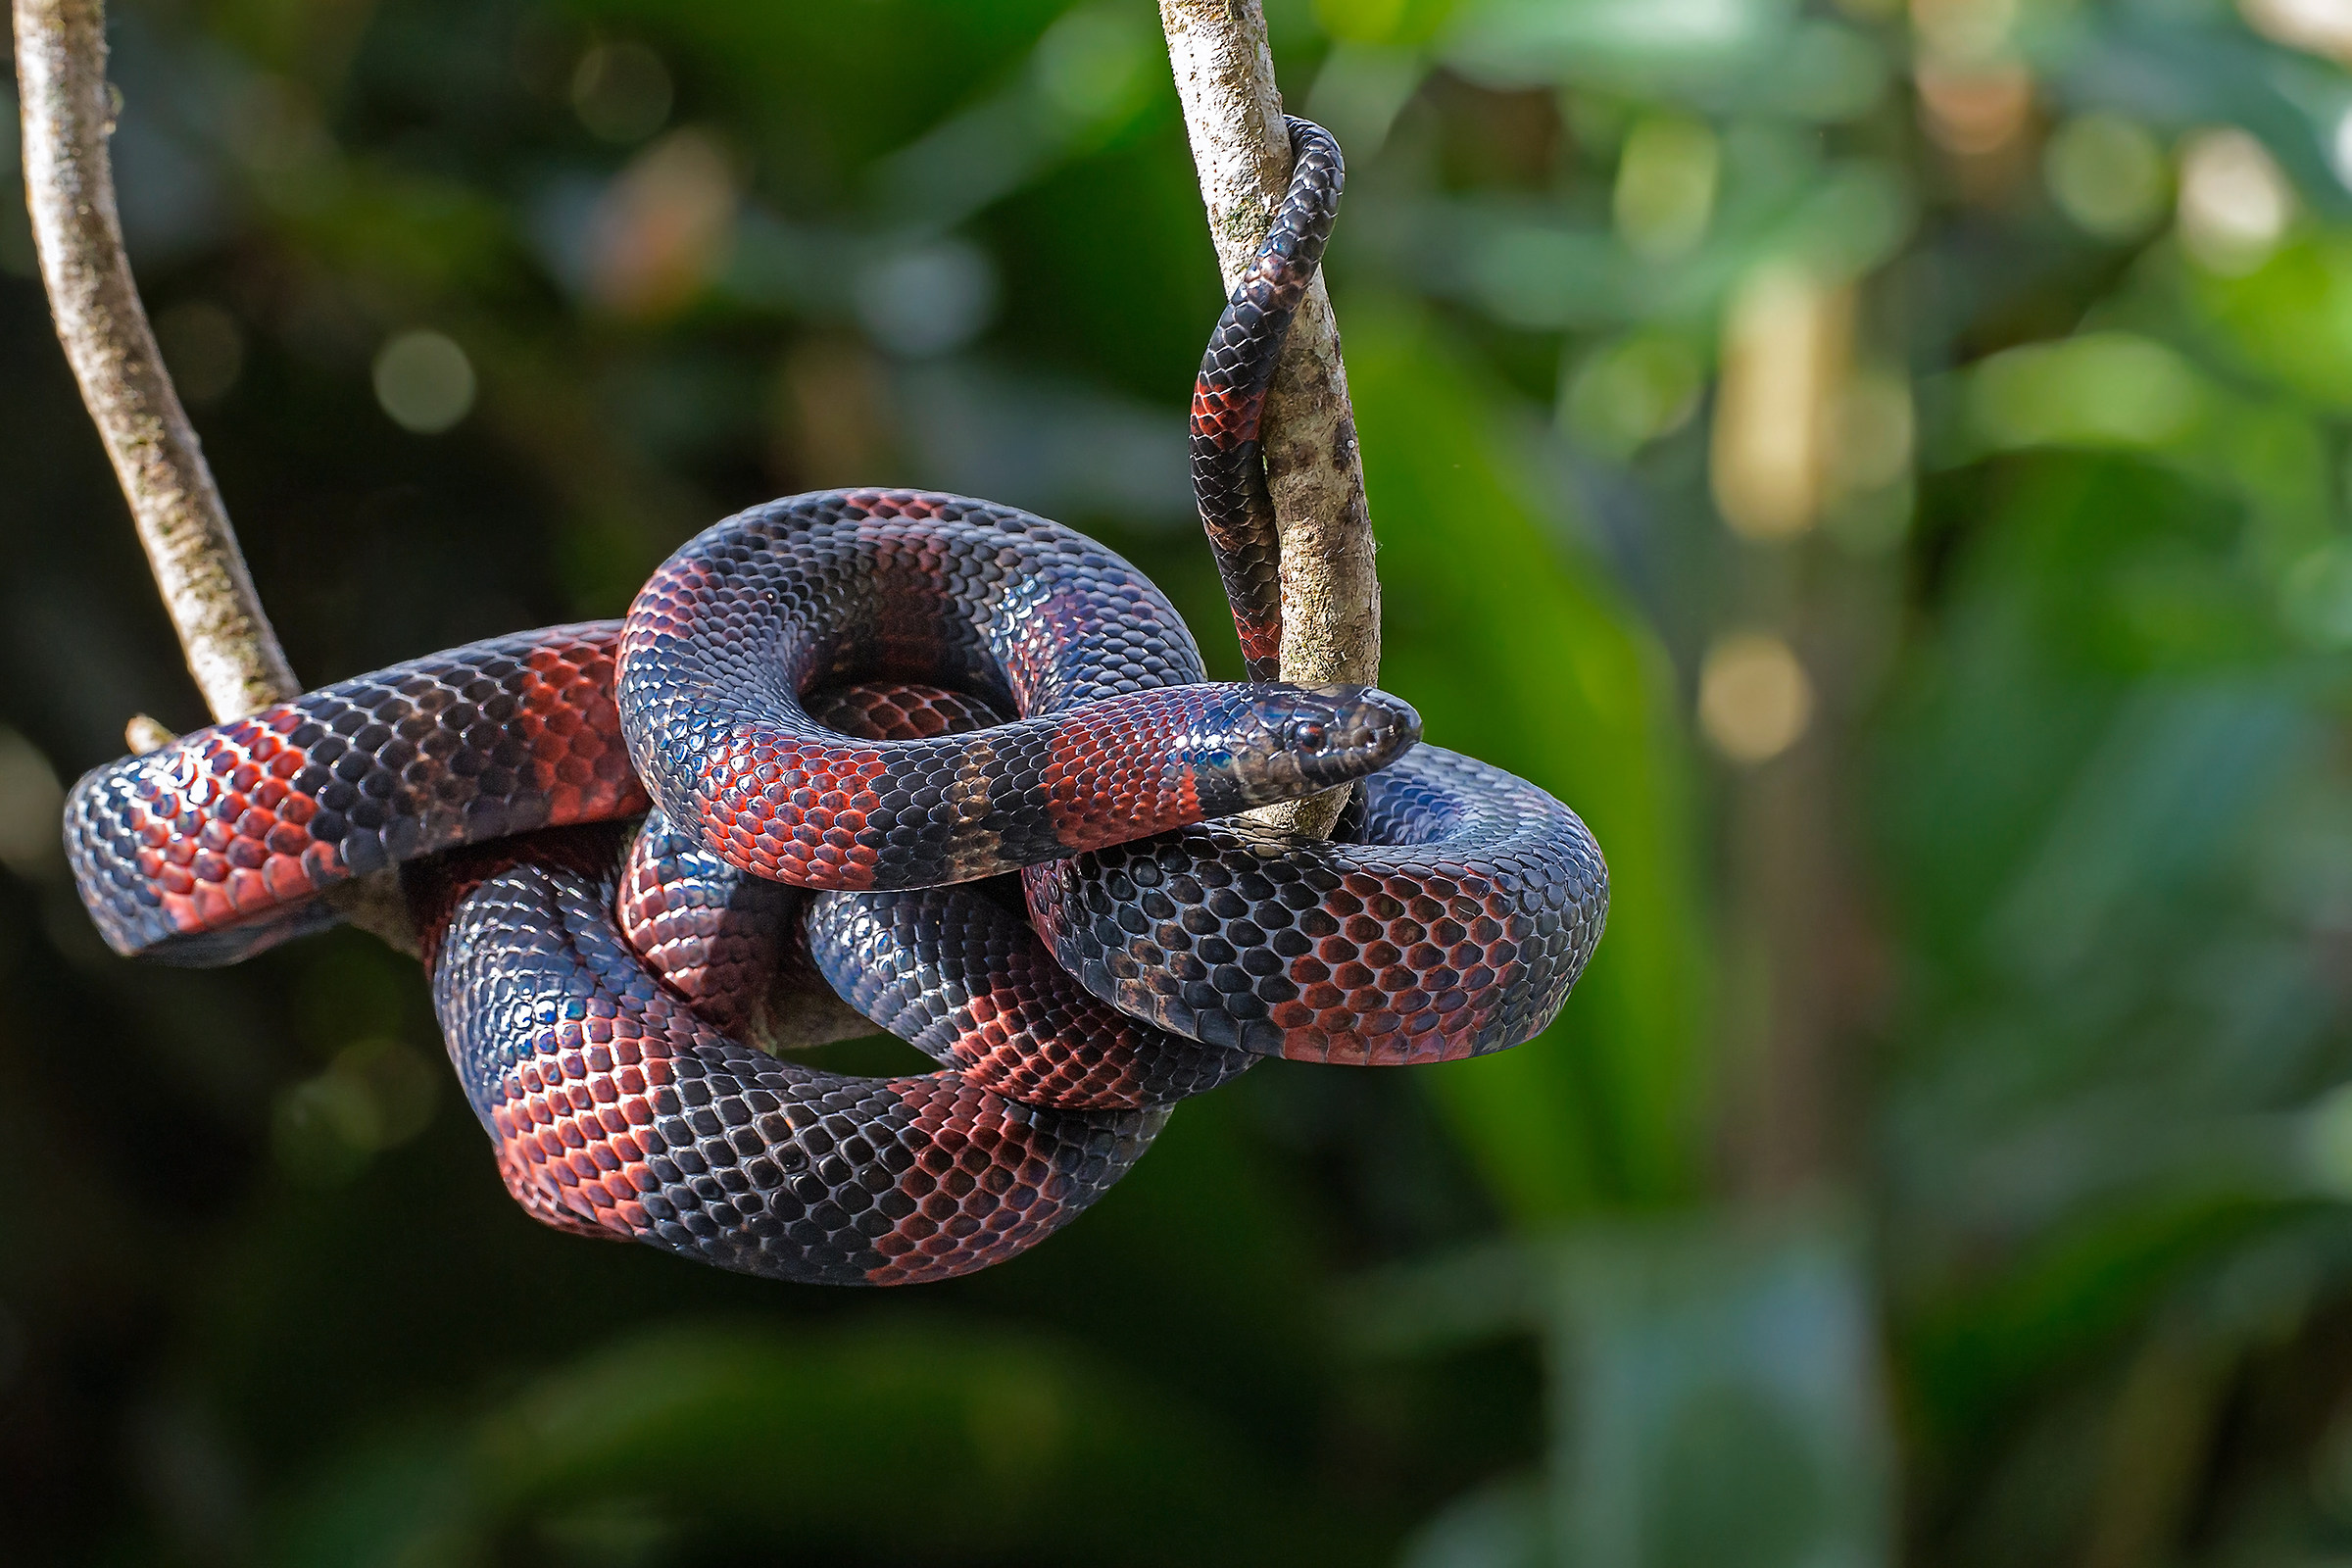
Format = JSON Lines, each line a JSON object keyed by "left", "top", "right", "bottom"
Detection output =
{"left": 14, "top": 0, "right": 297, "bottom": 722}
{"left": 15, "top": 3, "right": 418, "bottom": 955}
{"left": 1159, "top": 0, "right": 1382, "bottom": 842}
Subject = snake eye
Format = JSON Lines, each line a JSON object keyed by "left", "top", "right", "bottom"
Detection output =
{"left": 1287, "top": 717, "right": 1331, "bottom": 754}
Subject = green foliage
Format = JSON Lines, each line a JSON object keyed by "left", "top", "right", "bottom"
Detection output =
{"left": 23, "top": 0, "right": 2352, "bottom": 1563}
{"left": 1345, "top": 299, "right": 1711, "bottom": 1216}
{"left": 265, "top": 1321, "right": 1370, "bottom": 1566}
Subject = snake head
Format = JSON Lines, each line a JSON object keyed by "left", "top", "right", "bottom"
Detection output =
{"left": 1187, "top": 684, "right": 1421, "bottom": 816}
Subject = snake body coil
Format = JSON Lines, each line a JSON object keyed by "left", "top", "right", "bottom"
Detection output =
{"left": 61, "top": 118, "right": 1608, "bottom": 1285}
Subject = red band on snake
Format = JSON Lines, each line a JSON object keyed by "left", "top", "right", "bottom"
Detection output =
{"left": 61, "top": 118, "right": 1608, "bottom": 1285}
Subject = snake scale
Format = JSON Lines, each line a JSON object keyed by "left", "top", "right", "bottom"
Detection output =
{"left": 63, "top": 119, "right": 1609, "bottom": 1285}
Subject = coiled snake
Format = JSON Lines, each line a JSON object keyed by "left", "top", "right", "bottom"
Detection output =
{"left": 64, "top": 120, "right": 1608, "bottom": 1285}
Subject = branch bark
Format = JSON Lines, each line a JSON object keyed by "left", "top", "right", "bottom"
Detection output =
{"left": 15, "top": 1, "right": 419, "bottom": 954}
{"left": 14, "top": 0, "right": 297, "bottom": 722}
{"left": 1158, "top": 0, "right": 1381, "bottom": 841}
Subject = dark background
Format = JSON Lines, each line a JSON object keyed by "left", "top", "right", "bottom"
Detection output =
{"left": 10, "top": 0, "right": 2352, "bottom": 1563}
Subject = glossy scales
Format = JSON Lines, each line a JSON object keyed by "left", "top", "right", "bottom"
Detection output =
{"left": 1168, "top": 117, "right": 1613, "bottom": 1061}
{"left": 61, "top": 115, "right": 1615, "bottom": 1294}
{"left": 807, "top": 886, "right": 1254, "bottom": 1109}
{"left": 65, "top": 624, "right": 641, "bottom": 962}
{"left": 616, "top": 488, "right": 1415, "bottom": 889}
{"left": 421, "top": 833, "right": 1161, "bottom": 1287}
{"left": 1025, "top": 746, "right": 1607, "bottom": 1065}
{"left": 618, "top": 678, "right": 1256, "bottom": 1109}
{"left": 614, "top": 683, "right": 1012, "bottom": 1048}
{"left": 617, "top": 808, "right": 809, "bottom": 1044}
{"left": 1191, "top": 118, "right": 1343, "bottom": 680}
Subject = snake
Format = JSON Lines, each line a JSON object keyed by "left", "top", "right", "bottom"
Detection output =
{"left": 61, "top": 118, "right": 1609, "bottom": 1285}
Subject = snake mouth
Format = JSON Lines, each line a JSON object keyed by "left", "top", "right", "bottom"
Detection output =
{"left": 1191, "top": 683, "right": 1422, "bottom": 812}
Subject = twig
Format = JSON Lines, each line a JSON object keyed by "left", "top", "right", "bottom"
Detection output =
{"left": 1158, "top": 0, "right": 1381, "bottom": 841}
{"left": 13, "top": 0, "right": 297, "bottom": 721}
{"left": 15, "top": 1, "right": 418, "bottom": 955}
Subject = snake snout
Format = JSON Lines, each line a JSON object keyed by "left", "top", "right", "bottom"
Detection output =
{"left": 1191, "top": 683, "right": 1422, "bottom": 814}
{"left": 1272, "top": 684, "right": 1420, "bottom": 794}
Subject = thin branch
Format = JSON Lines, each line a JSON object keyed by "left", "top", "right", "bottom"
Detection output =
{"left": 15, "top": 2, "right": 419, "bottom": 954}
{"left": 13, "top": 0, "right": 297, "bottom": 722}
{"left": 1159, "top": 0, "right": 1381, "bottom": 841}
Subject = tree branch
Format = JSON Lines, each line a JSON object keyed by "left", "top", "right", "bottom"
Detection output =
{"left": 1158, "top": 0, "right": 1381, "bottom": 841}
{"left": 13, "top": 0, "right": 297, "bottom": 722}
{"left": 15, "top": 1, "right": 420, "bottom": 955}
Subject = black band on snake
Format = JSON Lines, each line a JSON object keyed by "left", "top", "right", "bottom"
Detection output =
{"left": 60, "top": 118, "right": 1610, "bottom": 1285}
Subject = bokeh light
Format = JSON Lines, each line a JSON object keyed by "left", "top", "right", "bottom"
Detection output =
{"left": 1915, "top": 61, "right": 2032, "bottom": 157}
{"left": 2044, "top": 113, "right": 2170, "bottom": 238}
{"left": 1828, "top": 368, "right": 1914, "bottom": 494}
{"left": 571, "top": 41, "right": 674, "bottom": 144}
{"left": 1712, "top": 267, "right": 1849, "bottom": 540}
{"left": 1698, "top": 633, "right": 1814, "bottom": 763}
{"left": 2178, "top": 125, "right": 2294, "bottom": 272}
{"left": 0, "top": 725, "right": 62, "bottom": 879}
{"left": 2242, "top": 0, "right": 2352, "bottom": 63}
{"left": 585, "top": 128, "right": 739, "bottom": 318}
{"left": 856, "top": 241, "right": 1001, "bottom": 359}
{"left": 370, "top": 330, "right": 478, "bottom": 435}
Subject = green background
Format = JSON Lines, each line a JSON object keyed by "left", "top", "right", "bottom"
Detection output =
{"left": 10, "top": 0, "right": 2352, "bottom": 1562}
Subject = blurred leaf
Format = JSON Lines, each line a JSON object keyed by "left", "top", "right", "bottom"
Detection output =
{"left": 1357, "top": 1204, "right": 1892, "bottom": 1568}
{"left": 1316, "top": 0, "right": 1467, "bottom": 50}
{"left": 2188, "top": 233, "right": 2352, "bottom": 411}
{"left": 1443, "top": 0, "right": 1800, "bottom": 90}
{"left": 1407, "top": 154, "right": 1910, "bottom": 332}
{"left": 1397, "top": 1471, "right": 1548, "bottom": 1568}
{"left": 1874, "top": 442, "right": 2352, "bottom": 1484}
{"left": 1987, "top": 686, "right": 2310, "bottom": 986}
{"left": 1968, "top": 333, "right": 2209, "bottom": 453}
{"left": 1548, "top": 1206, "right": 1891, "bottom": 1568}
{"left": 270, "top": 1320, "right": 1372, "bottom": 1567}
{"left": 1904, "top": 1193, "right": 2288, "bottom": 1447}
{"left": 870, "top": 1, "right": 1173, "bottom": 236}
{"left": 1343, "top": 296, "right": 1710, "bottom": 1216}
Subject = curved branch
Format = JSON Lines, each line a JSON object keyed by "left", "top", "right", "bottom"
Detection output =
{"left": 1159, "top": 0, "right": 1381, "bottom": 841}
{"left": 13, "top": 0, "right": 297, "bottom": 722}
{"left": 14, "top": 2, "right": 420, "bottom": 954}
